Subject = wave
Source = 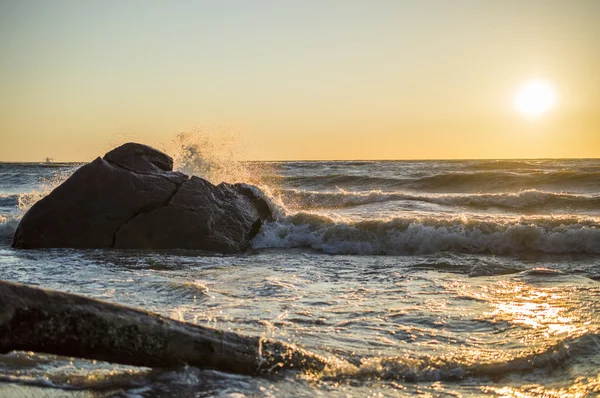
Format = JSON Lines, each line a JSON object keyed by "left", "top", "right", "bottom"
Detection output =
{"left": 278, "top": 189, "right": 600, "bottom": 211}
{"left": 0, "top": 352, "right": 153, "bottom": 391}
{"left": 468, "top": 158, "right": 600, "bottom": 172}
{"left": 149, "top": 281, "right": 210, "bottom": 301}
{"left": 327, "top": 329, "right": 600, "bottom": 382}
{"left": 0, "top": 192, "right": 46, "bottom": 244}
{"left": 277, "top": 174, "right": 405, "bottom": 190}
{"left": 415, "top": 170, "right": 600, "bottom": 192}
{"left": 0, "top": 215, "right": 19, "bottom": 244}
{"left": 0, "top": 192, "right": 46, "bottom": 215}
{"left": 467, "top": 159, "right": 546, "bottom": 171}
{"left": 0, "top": 194, "right": 19, "bottom": 208}
{"left": 278, "top": 170, "right": 600, "bottom": 192}
{"left": 252, "top": 213, "right": 600, "bottom": 255}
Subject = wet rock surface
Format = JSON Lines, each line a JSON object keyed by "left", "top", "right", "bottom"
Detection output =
{"left": 0, "top": 280, "right": 332, "bottom": 374}
{"left": 12, "top": 143, "right": 271, "bottom": 252}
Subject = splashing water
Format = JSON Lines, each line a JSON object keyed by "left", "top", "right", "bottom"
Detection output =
{"left": 17, "top": 169, "right": 74, "bottom": 214}
{"left": 169, "top": 128, "right": 273, "bottom": 187}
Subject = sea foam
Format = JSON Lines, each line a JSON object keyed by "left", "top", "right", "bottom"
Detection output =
{"left": 252, "top": 213, "right": 600, "bottom": 255}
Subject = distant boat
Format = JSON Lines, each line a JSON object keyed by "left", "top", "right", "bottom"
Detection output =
{"left": 44, "top": 157, "right": 54, "bottom": 163}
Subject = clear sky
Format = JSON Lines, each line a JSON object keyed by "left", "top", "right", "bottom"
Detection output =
{"left": 1, "top": 0, "right": 598, "bottom": 161}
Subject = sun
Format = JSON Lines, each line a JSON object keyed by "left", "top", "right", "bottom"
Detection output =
{"left": 514, "top": 80, "right": 558, "bottom": 118}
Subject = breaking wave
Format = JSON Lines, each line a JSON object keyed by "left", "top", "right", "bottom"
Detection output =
{"left": 0, "top": 215, "right": 19, "bottom": 243}
{"left": 252, "top": 213, "right": 600, "bottom": 255}
{"left": 0, "top": 192, "right": 46, "bottom": 212}
{"left": 278, "top": 189, "right": 600, "bottom": 212}
{"left": 280, "top": 170, "right": 600, "bottom": 192}
{"left": 0, "top": 191, "right": 48, "bottom": 244}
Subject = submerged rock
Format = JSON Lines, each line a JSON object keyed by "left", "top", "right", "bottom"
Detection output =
{"left": 0, "top": 280, "right": 332, "bottom": 374}
{"left": 12, "top": 143, "right": 271, "bottom": 252}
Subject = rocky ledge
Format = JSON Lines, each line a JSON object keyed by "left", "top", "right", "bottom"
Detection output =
{"left": 11, "top": 143, "right": 272, "bottom": 253}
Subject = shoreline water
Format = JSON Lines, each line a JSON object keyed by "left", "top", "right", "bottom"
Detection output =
{"left": 1, "top": 159, "right": 599, "bottom": 396}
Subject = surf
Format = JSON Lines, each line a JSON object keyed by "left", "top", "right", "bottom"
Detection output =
{"left": 276, "top": 188, "right": 600, "bottom": 212}
{"left": 252, "top": 213, "right": 600, "bottom": 255}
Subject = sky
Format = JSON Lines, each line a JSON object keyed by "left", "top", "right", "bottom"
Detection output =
{"left": 0, "top": 0, "right": 598, "bottom": 161}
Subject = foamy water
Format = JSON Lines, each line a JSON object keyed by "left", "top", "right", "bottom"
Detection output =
{"left": 1, "top": 158, "right": 599, "bottom": 397}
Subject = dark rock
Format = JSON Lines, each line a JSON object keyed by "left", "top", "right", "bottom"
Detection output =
{"left": 12, "top": 158, "right": 179, "bottom": 249}
{"left": 104, "top": 142, "right": 173, "bottom": 173}
{"left": 12, "top": 143, "right": 272, "bottom": 252}
{"left": 115, "top": 177, "right": 264, "bottom": 252}
{"left": 0, "top": 280, "right": 333, "bottom": 374}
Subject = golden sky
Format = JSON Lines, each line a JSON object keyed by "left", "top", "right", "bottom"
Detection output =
{"left": 0, "top": 0, "right": 598, "bottom": 161}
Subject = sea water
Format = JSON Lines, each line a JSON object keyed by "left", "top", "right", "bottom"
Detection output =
{"left": 0, "top": 159, "right": 599, "bottom": 397}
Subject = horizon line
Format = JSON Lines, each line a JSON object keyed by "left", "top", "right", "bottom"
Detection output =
{"left": 1, "top": 156, "right": 599, "bottom": 164}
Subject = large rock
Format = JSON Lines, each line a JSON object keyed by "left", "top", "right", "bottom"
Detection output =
{"left": 12, "top": 143, "right": 271, "bottom": 252}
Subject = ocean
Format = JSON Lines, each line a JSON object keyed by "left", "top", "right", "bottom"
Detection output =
{"left": 1, "top": 158, "right": 599, "bottom": 397}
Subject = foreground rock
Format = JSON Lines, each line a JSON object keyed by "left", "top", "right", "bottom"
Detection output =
{"left": 12, "top": 143, "right": 271, "bottom": 252}
{"left": 0, "top": 280, "right": 333, "bottom": 374}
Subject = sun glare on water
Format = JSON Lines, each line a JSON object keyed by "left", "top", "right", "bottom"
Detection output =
{"left": 514, "top": 80, "right": 558, "bottom": 119}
